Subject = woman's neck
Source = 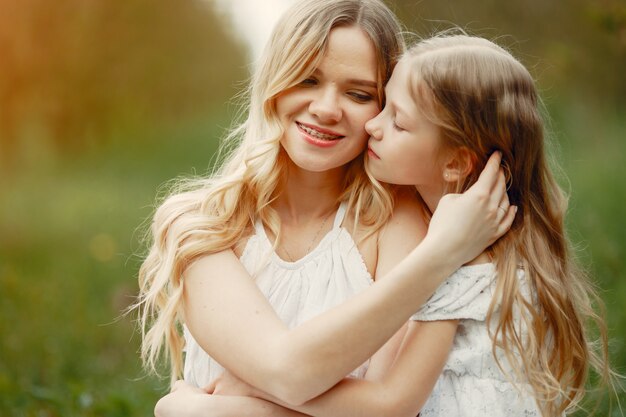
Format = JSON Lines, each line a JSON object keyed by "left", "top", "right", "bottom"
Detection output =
{"left": 276, "top": 165, "right": 345, "bottom": 224}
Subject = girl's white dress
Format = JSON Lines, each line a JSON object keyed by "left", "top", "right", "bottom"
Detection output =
{"left": 412, "top": 263, "right": 542, "bottom": 416}
{"left": 183, "top": 202, "right": 373, "bottom": 387}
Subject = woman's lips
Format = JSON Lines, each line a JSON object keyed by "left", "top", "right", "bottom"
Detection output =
{"left": 296, "top": 122, "right": 345, "bottom": 148}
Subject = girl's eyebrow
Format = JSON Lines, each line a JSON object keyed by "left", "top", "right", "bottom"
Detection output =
{"left": 387, "top": 99, "right": 410, "bottom": 118}
{"left": 312, "top": 69, "right": 377, "bottom": 89}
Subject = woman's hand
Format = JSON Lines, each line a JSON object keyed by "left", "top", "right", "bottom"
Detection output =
{"left": 207, "top": 370, "right": 260, "bottom": 398}
{"left": 155, "top": 380, "right": 212, "bottom": 417}
{"left": 423, "top": 151, "right": 516, "bottom": 268}
{"left": 156, "top": 379, "right": 312, "bottom": 417}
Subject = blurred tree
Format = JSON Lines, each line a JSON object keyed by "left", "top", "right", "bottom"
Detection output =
{"left": 392, "top": 0, "right": 626, "bottom": 107}
{"left": 0, "top": 0, "right": 246, "bottom": 164}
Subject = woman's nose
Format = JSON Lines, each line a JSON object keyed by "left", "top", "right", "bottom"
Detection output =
{"left": 309, "top": 88, "right": 342, "bottom": 123}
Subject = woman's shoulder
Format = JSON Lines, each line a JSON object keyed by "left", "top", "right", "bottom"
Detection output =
{"left": 232, "top": 224, "right": 257, "bottom": 258}
{"left": 377, "top": 188, "right": 428, "bottom": 254}
{"left": 347, "top": 188, "right": 427, "bottom": 281}
{"left": 385, "top": 188, "right": 428, "bottom": 235}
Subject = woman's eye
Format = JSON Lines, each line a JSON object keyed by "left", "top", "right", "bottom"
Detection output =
{"left": 348, "top": 91, "right": 374, "bottom": 103}
{"left": 299, "top": 78, "right": 317, "bottom": 87}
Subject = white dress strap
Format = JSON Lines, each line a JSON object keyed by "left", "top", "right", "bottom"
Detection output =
{"left": 332, "top": 201, "right": 348, "bottom": 229}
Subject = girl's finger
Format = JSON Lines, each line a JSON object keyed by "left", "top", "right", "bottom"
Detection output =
{"left": 171, "top": 379, "right": 185, "bottom": 392}
{"left": 495, "top": 206, "right": 517, "bottom": 240}
{"left": 494, "top": 183, "right": 510, "bottom": 221}
{"left": 205, "top": 379, "right": 217, "bottom": 394}
{"left": 468, "top": 151, "right": 502, "bottom": 195}
{"left": 489, "top": 168, "right": 507, "bottom": 209}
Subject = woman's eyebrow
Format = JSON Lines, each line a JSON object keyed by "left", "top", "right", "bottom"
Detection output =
{"left": 347, "top": 79, "right": 377, "bottom": 88}
{"left": 312, "top": 69, "right": 377, "bottom": 89}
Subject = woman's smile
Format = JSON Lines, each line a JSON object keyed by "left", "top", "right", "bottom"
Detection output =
{"left": 296, "top": 122, "right": 345, "bottom": 148}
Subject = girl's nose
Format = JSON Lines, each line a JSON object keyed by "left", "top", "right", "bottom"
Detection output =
{"left": 309, "top": 88, "right": 342, "bottom": 123}
{"left": 365, "top": 115, "right": 382, "bottom": 140}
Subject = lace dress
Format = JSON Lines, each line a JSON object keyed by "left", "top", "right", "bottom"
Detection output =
{"left": 183, "top": 202, "right": 373, "bottom": 387}
{"left": 412, "top": 263, "right": 542, "bottom": 416}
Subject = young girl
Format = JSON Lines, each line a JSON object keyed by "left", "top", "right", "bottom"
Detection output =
{"left": 137, "top": 1, "right": 515, "bottom": 415}
{"left": 198, "top": 34, "right": 613, "bottom": 417}
{"left": 364, "top": 33, "right": 613, "bottom": 416}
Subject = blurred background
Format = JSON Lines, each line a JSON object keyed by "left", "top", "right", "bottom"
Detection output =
{"left": 0, "top": 0, "right": 624, "bottom": 415}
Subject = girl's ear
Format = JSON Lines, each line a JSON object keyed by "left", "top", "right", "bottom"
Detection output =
{"left": 442, "top": 147, "right": 475, "bottom": 183}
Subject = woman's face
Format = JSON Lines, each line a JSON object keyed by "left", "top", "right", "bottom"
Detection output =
{"left": 365, "top": 60, "right": 445, "bottom": 201}
{"left": 276, "top": 25, "right": 380, "bottom": 174}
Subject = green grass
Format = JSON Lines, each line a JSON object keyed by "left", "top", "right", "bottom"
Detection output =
{"left": 0, "top": 113, "right": 227, "bottom": 416}
{"left": 0, "top": 103, "right": 624, "bottom": 416}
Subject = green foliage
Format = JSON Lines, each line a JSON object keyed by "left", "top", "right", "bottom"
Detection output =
{"left": 0, "top": 0, "right": 624, "bottom": 415}
{"left": 0, "top": 0, "right": 246, "bottom": 160}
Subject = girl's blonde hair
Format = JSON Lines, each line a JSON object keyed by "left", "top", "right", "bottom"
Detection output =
{"left": 134, "top": 0, "right": 405, "bottom": 383}
{"left": 404, "top": 34, "right": 611, "bottom": 416}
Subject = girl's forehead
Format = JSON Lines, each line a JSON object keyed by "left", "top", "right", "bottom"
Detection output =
{"left": 387, "top": 60, "right": 414, "bottom": 93}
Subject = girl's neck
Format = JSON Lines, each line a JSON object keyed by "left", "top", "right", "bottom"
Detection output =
{"left": 415, "top": 184, "right": 442, "bottom": 215}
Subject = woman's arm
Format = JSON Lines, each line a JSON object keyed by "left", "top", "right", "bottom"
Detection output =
{"left": 184, "top": 152, "right": 513, "bottom": 405}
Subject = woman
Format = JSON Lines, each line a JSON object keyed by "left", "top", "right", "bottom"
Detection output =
{"left": 137, "top": 1, "right": 516, "bottom": 415}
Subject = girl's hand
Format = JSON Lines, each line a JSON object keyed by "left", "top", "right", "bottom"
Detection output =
{"left": 424, "top": 152, "right": 516, "bottom": 268}
{"left": 154, "top": 380, "right": 212, "bottom": 417}
{"left": 207, "top": 370, "right": 260, "bottom": 398}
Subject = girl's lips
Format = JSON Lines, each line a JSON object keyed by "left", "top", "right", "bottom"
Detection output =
{"left": 367, "top": 146, "right": 380, "bottom": 159}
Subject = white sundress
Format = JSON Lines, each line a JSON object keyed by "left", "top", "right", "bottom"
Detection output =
{"left": 412, "top": 263, "right": 543, "bottom": 416}
{"left": 183, "top": 201, "right": 374, "bottom": 387}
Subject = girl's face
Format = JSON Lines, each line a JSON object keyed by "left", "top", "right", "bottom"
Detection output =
{"left": 365, "top": 59, "right": 446, "bottom": 207}
{"left": 276, "top": 26, "right": 380, "bottom": 174}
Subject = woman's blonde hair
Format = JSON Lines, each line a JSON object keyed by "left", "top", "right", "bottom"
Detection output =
{"left": 403, "top": 34, "right": 612, "bottom": 416}
{"left": 134, "top": 0, "right": 405, "bottom": 383}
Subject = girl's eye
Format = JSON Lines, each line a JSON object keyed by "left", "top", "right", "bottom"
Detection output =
{"left": 393, "top": 120, "right": 405, "bottom": 131}
{"left": 348, "top": 91, "right": 374, "bottom": 103}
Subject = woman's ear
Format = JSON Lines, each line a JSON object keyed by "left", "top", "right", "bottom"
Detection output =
{"left": 442, "top": 147, "right": 475, "bottom": 183}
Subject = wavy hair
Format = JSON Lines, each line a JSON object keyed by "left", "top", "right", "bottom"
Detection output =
{"left": 402, "top": 34, "right": 612, "bottom": 416}
{"left": 133, "top": 0, "right": 405, "bottom": 383}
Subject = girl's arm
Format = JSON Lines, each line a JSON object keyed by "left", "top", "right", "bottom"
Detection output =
{"left": 183, "top": 152, "right": 513, "bottom": 405}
